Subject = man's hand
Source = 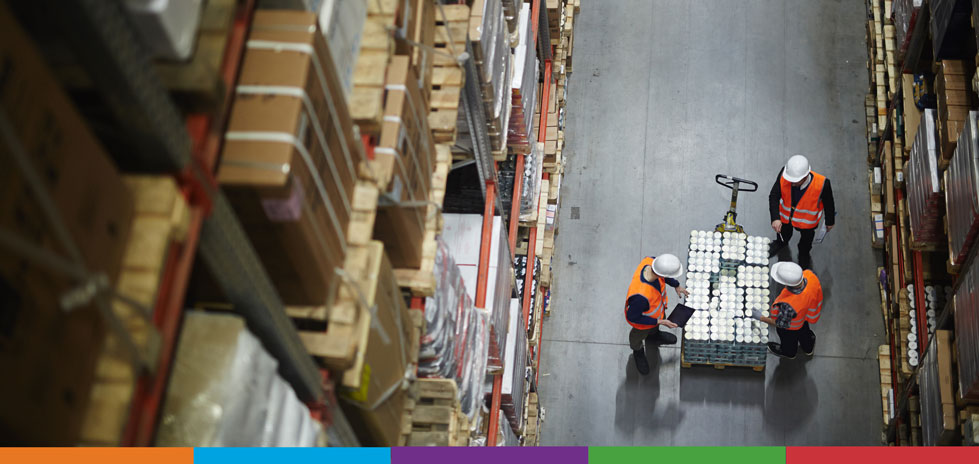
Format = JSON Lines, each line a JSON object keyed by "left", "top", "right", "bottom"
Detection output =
{"left": 749, "top": 309, "right": 763, "bottom": 320}
{"left": 660, "top": 320, "right": 679, "bottom": 329}
{"left": 826, "top": 224, "right": 834, "bottom": 231}
{"left": 676, "top": 286, "right": 690, "bottom": 298}
{"left": 771, "top": 220, "right": 783, "bottom": 233}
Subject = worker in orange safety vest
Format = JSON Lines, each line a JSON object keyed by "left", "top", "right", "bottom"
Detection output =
{"left": 768, "top": 155, "right": 836, "bottom": 270}
{"left": 624, "top": 254, "right": 689, "bottom": 375}
{"left": 750, "top": 261, "right": 824, "bottom": 359}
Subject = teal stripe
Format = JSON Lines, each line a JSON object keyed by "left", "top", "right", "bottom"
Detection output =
{"left": 589, "top": 447, "right": 785, "bottom": 464}
{"left": 194, "top": 448, "right": 390, "bottom": 464}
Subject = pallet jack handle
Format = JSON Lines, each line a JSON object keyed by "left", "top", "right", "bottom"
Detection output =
{"left": 715, "top": 174, "right": 759, "bottom": 192}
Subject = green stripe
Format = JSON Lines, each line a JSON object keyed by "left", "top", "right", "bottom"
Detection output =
{"left": 589, "top": 447, "right": 785, "bottom": 464}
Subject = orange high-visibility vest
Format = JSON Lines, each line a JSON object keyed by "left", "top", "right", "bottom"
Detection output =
{"left": 624, "top": 257, "right": 667, "bottom": 330}
{"left": 770, "top": 270, "right": 823, "bottom": 330}
{"left": 779, "top": 172, "right": 826, "bottom": 230}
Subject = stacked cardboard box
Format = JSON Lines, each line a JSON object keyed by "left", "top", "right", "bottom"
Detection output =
{"left": 338, "top": 242, "right": 415, "bottom": 446}
{"left": 218, "top": 10, "right": 366, "bottom": 306}
{"left": 374, "top": 56, "right": 438, "bottom": 268}
{"left": 894, "top": 0, "right": 923, "bottom": 55}
{"left": 0, "top": 7, "right": 134, "bottom": 444}
{"left": 936, "top": 60, "right": 973, "bottom": 164}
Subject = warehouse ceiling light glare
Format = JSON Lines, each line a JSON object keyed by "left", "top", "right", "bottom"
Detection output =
{"left": 652, "top": 254, "right": 683, "bottom": 278}
{"left": 782, "top": 155, "right": 811, "bottom": 183}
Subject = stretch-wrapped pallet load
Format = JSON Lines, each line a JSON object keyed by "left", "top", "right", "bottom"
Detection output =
{"left": 943, "top": 112, "right": 979, "bottom": 268}
{"left": 907, "top": 109, "right": 944, "bottom": 247}
{"left": 317, "top": 0, "right": 367, "bottom": 95}
{"left": 894, "top": 0, "right": 924, "bottom": 53}
{"left": 956, "top": 257, "right": 979, "bottom": 401}
{"left": 157, "top": 312, "right": 321, "bottom": 446}
{"left": 519, "top": 142, "right": 545, "bottom": 221}
{"left": 498, "top": 299, "right": 527, "bottom": 433}
{"left": 918, "top": 330, "right": 956, "bottom": 445}
{"left": 421, "top": 237, "right": 490, "bottom": 420}
{"left": 470, "top": 0, "right": 514, "bottom": 154}
{"left": 442, "top": 214, "right": 513, "bottom": 371}
{"left": 507, "top": 3, "right": 539, "bottom": 154}
{"left": 218, "top": 10, "right": 365, "bottom": 305}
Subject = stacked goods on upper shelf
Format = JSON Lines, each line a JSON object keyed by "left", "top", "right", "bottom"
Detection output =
{"left": 893, "top": 0, "right": 923, "bottom": 58}
{"left": 508, "top": 4, "right": 539, "bottom": 154}
{"left": 943, "top": 112, "right": 979, "bottom": 271}
{"left": 870, "top": 0, "right": 888, "bottom": 131}
{"left": 420, "top": 238, "right": 489, "bottom": 425}
{"left": 935, "top": 60, "right": 974, "bottom": 167}
{"left": 345, "top": 0, "right": 434, "bottom": 133}
{"left": 318, "top": 0, "right": 367, "bottom": 95}
{"left": 373, "top": 56, "right": 438, "bottom": 268}
{"left": 929, "top": 0, "right": 974, "bottom": 60}
{"left": 533, "top": 84, "right": 562, "bottom": 170}
{"left": 338, "top": 243, "right": 418, "bottom": 446}
{"left": 907, "top": 109, "right": 944, "bottom": 248}
{"left": 0, "top": 8, "right": 136, "bottom": 444}
{"left": 918, "top": 330, "right": 957, "bottom": 445}
{"left": 442, "top": 214, "right": 513, "bottom": 373}
{"left": 879, "top": 345, "right": 894, "bottom": 426}
{"left": 546, "top": 0, "right": 564, "bottom": 45}
{"left": 428, "top": 4, "right": 469, "bottom": 145}
{"left": 955, "top": 255, "right": 979, "bottom": 402}
{"left": 519, "top": 143, "right": 545, "bottom": 222}
{"left": 468, "top": 0, "right": 514, "bottom": 158}
{"left": 219, "top": 9, "right": 366, "bottom": 307}
{"left": 156, "top": 312, "right": 323, "bottom": 446}
{"left": 499, "top": 299, "right": 527, "bottom": 434}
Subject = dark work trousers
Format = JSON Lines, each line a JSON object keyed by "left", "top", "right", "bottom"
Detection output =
{"left": 775, "top": 225, "right": 816, "bottom": 259}
{"left": 775, "top": 321, "right": 816, "bottom": 357}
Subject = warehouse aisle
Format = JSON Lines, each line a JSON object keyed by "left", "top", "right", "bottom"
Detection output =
{"left": 539, "top": 0, "right": 883, "bottom": 445}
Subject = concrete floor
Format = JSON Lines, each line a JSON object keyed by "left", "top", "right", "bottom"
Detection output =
{"left": 539, "top": 0, "right": 885, "bottom": 445}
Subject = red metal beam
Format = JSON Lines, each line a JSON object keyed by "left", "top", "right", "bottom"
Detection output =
{"left": 475, "top": 182, "right": 497, "bottom": 309}
{"left": 121, "top": 0, "right": 254, "bottom": 446}
{"left": 486, "top": 374, "right": 504, "bottom": 446}
{"left": 531, "top": 0, "right": 540, "bottom": 46}
{"left": 509, "top": 155, "right": 525, "bottom": 259}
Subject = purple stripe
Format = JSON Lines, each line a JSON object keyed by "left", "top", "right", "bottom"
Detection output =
{"left": 392, "top": 447, "right": 587, "bottom": 464}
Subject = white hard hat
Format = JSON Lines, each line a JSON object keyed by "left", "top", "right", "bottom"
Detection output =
{"left": 652, "top": 254, "right": 683, "bottom": 278}
{"left": 781, "top": 155, "right": 811, "bottom": 183}
{"left": 770, "top": 261, "right": 804, "bottom": 287}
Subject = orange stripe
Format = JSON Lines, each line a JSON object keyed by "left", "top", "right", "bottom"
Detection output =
{"left": 0, "top": 448, "right": 194, "bottom": 464}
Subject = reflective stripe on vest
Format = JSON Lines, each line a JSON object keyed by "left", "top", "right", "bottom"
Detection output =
{"left": 770, "top": 270, "right": 824, "bottom": 330}
{"left": 778, "top": 172, "right": 826, "bottom": 230}
{"left": 624, "top": 257, "right": 667, "bottom": 330}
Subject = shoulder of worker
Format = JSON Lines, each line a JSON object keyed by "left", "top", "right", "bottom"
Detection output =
{"left": 640, "top": 268, "right": 663, "bottom": 291}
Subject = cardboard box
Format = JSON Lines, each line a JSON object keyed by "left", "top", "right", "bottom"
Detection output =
{"left": 339, "top": 249, "right": 412, "bottom": 446}
{"left": 937, "top": 329, "right": 955, "bottom": 405}
{"left": 0, "top": 3, "right": 134, "bottom": 444}
{"left": 374, "top": 56, "right": 435, "bottom": 268}
{"left": 218, "top": 10, "right": 364, "bottom": 304}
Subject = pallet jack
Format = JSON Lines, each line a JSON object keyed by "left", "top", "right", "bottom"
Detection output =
{"left": 714, "top": 174, "right": 758, "bottom": 233}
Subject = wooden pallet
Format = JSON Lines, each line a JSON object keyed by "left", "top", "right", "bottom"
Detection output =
{"left": 349, "top": 2, "right": 398, "bottom": 134}
{"left": 400, "top": 378, "right": 470, "bottom": 446}
{"left": 523, "top": 392, "right": 541, "bottom": 446}
{"left": 879, "top": 344, "right": 893, "bottom": 426}
{"left": 429, "top": 5, "right": 469, "bottom": 144}
{"left": 395, "top": 144, "right": 450, "bottom": 296}
{"left": 680, "top": 360, "right": 766, "bottom": 372}
{"left": 78, "top": 176, "right": 190, "bottom": 446}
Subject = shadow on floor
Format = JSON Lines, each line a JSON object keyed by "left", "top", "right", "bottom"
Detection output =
{"left": 615, "top": 348, "right": 682, "bottom": 435}
{"left": 763, "top": 356, "right": 818, "bottom": 432}
{"left": 677, "top": 363, "right": 766, "bottom": 406}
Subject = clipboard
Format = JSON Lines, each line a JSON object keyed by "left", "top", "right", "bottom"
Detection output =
{"left": 667, "top": 303, "right": 696, "bottom": 327}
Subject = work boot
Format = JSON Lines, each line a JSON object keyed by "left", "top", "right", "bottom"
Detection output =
{"left": 647, "top": 329, "right": 677, "bottom": 345}
{"left": 633, "top": 349, "right": 650, "bottom": 375}
{"left": 768, "top": 241, "right": 786, "bottom": 258}
{"left": 767, "top": 342, "right": 796, "bottom": 359}
{"left": 799, "top": 253, "right": 812, "bottom": 270}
